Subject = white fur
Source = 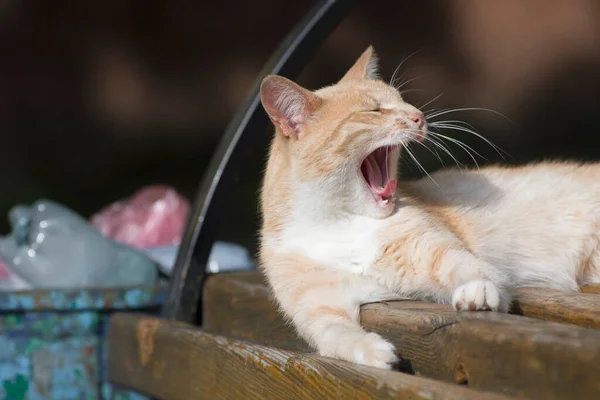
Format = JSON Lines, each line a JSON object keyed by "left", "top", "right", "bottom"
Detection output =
{"left": 453, "top": 280, "right": 500, "bottom": 311}
{"left": 414, "top": 165, "right": 600, "bottom": 290}
{"left": 279, "top": 185, "right": 382, "bottom": 275}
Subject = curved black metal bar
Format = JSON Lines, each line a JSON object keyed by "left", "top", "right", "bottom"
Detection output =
{"left": 162, "top": 0, "right": 356, "bottom": 323}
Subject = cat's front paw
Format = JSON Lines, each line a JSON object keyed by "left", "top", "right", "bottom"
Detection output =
{"left": 351, "top": 332, "right": 398, "bottom": 369}
{"left": 452, "top": 280, "right": 501, "bottom": 311}
{"left": 322, "top": 331, "right": 397, "bottom": 369}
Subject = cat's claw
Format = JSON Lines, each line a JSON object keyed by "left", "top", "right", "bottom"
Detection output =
{"left": 452, "top": 280, "right": 500, "bottom": 311}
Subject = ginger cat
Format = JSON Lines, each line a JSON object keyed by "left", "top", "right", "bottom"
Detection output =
{"left": 258, "top": 46, "right": 600, "bottom": 369}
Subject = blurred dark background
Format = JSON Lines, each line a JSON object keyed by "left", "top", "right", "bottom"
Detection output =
{"left": 0, "top": 0, "right": 599, "bottom": 255}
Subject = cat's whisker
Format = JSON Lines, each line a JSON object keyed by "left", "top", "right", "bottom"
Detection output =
{"left": 419, "top": 134, "right": 464, "bottom": 169}
{"left": 424, "top": 107, "right": 455, "bottom": 119}
{"left": 402, "top": 143, "right": 440, "bottom": 188}
{"left": 390, "top": 65, "right": 407, "bottom": 88}
{"left": 403, "top": 126, "right": 468, "bottom": 169}
{"left": 399, "top": 88, "right": 431, "bottom": 96}
{"left": 402, "top": 127, "right": 460, "bottom": 168}
{"left": 432, "top": 121, "right": 513, "bottom": 160}
{"left": 432, "top": 122, "right": 503, "bottom": 158}
{"left": 431, "top": 118, "right": 506, "bottom": 156}
{"left": 422, "top": 135, "right": 464, "bottom": 169}
{"left": 418, "top": 93, "right": 444, "bottom": 111}
{"left": 429, "top": 121, "right": 509, "bottom": 160}
{"left": 428, "top": 129, "right": 487, "bottom": 160}
{"left": 411, "top": 136, "right": 447, "bottom": 167}
{"left": 396, "top": 76, "right": 424, "bottom": 91}
{"left": 426, "top": 107, "right": 513, "bottom": 123}
{"left": 432, "top": 119, "right": 479, "bottom": 131}
{"left": 390, "top": 48, "right": 425, "bottom": 87}
{"left": 401, "top": 129, "right": 445, "bottom": 165}
{"left": 429, "top": 130, "right": 482, "bottom": 169}
{"left": 393, "top": 70, "right": 411, "bottom": 90}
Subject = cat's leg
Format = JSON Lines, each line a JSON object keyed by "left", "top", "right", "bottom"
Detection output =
{"left": 371, "top": 228, "right": 512, "bottom": 312}
{"left": 430, "top": 250, "right": 512, "bottom": 312}
{"left": 263, "top": 251, "right": 400, "bottom": 369}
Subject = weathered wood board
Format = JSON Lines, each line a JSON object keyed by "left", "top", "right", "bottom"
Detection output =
{"left": 203, "top": 272, "right": 600, "bottom": 399}
{"left": 107, "top": 313, "right": 510, "bottom": 400}
{"left": 581, "top": 284, "right": 600, "bottom": 295}
{"left": 514, "top": 287, "right": 600, "bottom": 328}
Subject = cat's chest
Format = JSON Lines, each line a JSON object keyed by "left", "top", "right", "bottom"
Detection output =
{"left": 280, "top": 217, "right": 381, "bottom": 274}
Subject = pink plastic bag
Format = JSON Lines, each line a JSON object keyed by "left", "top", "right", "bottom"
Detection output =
{"left": 0, "top": 260, "right": 12, "bottom": 279}
{"left": 0, "top": 258, "right": 31, "bottom": 290}
{"left": 91, "top": 185, "right": 190, "bottom": 249}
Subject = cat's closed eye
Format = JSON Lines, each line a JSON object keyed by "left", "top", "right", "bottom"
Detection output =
{"left": 361, "top": 108, "right": 381, "bottom": 114}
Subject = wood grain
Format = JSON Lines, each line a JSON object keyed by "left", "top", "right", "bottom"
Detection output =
{"left": 203, "top": 272, "right": 600, "bottom": 400}
{"left": 107, "top": 313, "right": 510, "bottom": 400}
{"left": 581, "top": 284, "right": 600, "bottom": 295}
{"left": 514, "top": 287, "right": 600, "bottom": 328}
{"left": 203, "top": 271, "right": 309, "bottom": 352}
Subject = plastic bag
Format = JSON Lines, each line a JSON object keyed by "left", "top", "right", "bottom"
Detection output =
{"left": 91, "top": 185, "right": 190, "bottom": 249}
{"left": 0, "top": 258, "right": 31, "bottom": 290}
{"left": 92, "top": 185, "right": 256, "bottom": 275}
{"left": 144, "top": 242, "right": 255, "bottom": 275}
{"left": 0, "top": 200, "right": 158, "bottom": 289}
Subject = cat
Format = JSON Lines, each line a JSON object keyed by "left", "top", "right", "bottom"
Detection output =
{"left": 258, "top": 46, "right": 600, "bottom": 369}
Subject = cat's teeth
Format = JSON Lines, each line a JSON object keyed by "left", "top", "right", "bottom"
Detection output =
{"left": 382, "top": 199, "right": 389, "bottom": 204}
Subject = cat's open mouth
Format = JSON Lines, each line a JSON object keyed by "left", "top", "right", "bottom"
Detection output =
{"left": 360, "top": 146, "right": 398, "bottom": 205}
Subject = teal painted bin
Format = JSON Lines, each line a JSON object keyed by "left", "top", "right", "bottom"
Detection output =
{"left": 0, "top": 284, "right": 166, "bottom": 400}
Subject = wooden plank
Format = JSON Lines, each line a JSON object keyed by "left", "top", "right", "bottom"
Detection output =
{"left": 514, "top": 287, "right": 600, "bottom": 328}
{"left": 107, "top": 313, "right": 509, "bottom": 400}
{"left": 203, "top": 272, "right": 600, "bottom": 400}
{"left": 203, "top": 271, "right": 309, "bottom": 352}
{"left": 581, "top": 284, "right": 600, "bottom": 295}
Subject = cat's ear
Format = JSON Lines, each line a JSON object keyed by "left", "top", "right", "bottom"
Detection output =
{"left": 339, "top": 46, "right": 379, "bottom": 82}
{"left": 260, "top": 75, "right": 320, "bottom": 140}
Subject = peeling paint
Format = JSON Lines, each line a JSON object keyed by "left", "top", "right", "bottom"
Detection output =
{"left": 0, "top": 283, "right": 166, "bottom": 312}
{"left": 135, "top": 319, "right": 162, "bottom": 367}
{"left": 0, "top": 285, "right": 164, "bottom": 399}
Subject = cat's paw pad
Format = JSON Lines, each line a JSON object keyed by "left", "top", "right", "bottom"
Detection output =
{"left": 452, "top": 280, "right": 500, "bottom": 311}
{"left": 351, "top": 332, "right": 397, "bottom": 369}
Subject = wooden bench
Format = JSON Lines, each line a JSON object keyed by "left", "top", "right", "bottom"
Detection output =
{"left": 108, "top": 273, "right": 600, "bottom": 399}
{"left": 105, "top": 1, "right": 600, "bottom": 398}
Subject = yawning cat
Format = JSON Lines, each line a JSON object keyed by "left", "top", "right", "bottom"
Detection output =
{"left": 258, "top": 46, "right": 600, "bottom": 369}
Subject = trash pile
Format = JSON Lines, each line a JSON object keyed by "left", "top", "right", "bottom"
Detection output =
{"left": 0, "top": 186, "right": 254, "bottom": 290}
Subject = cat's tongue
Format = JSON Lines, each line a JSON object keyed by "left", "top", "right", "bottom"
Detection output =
{"left": 374, "top": 179, "right": 397, "bottom": 199}
{"left": 361, "top": 148, "right": 396, "bottom": 201}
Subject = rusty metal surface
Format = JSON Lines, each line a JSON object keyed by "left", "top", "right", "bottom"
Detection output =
{"left": 0, "top": 285, "right": 165, "bottom": 399}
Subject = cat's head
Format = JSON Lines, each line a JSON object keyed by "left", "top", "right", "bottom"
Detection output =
{"left": 260, "top": 46, "right": 426, "bottom": 219}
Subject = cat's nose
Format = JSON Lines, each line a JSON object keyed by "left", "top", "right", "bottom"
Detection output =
{"left": 408, "top": 112, "right": 425, "bottom": 129}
